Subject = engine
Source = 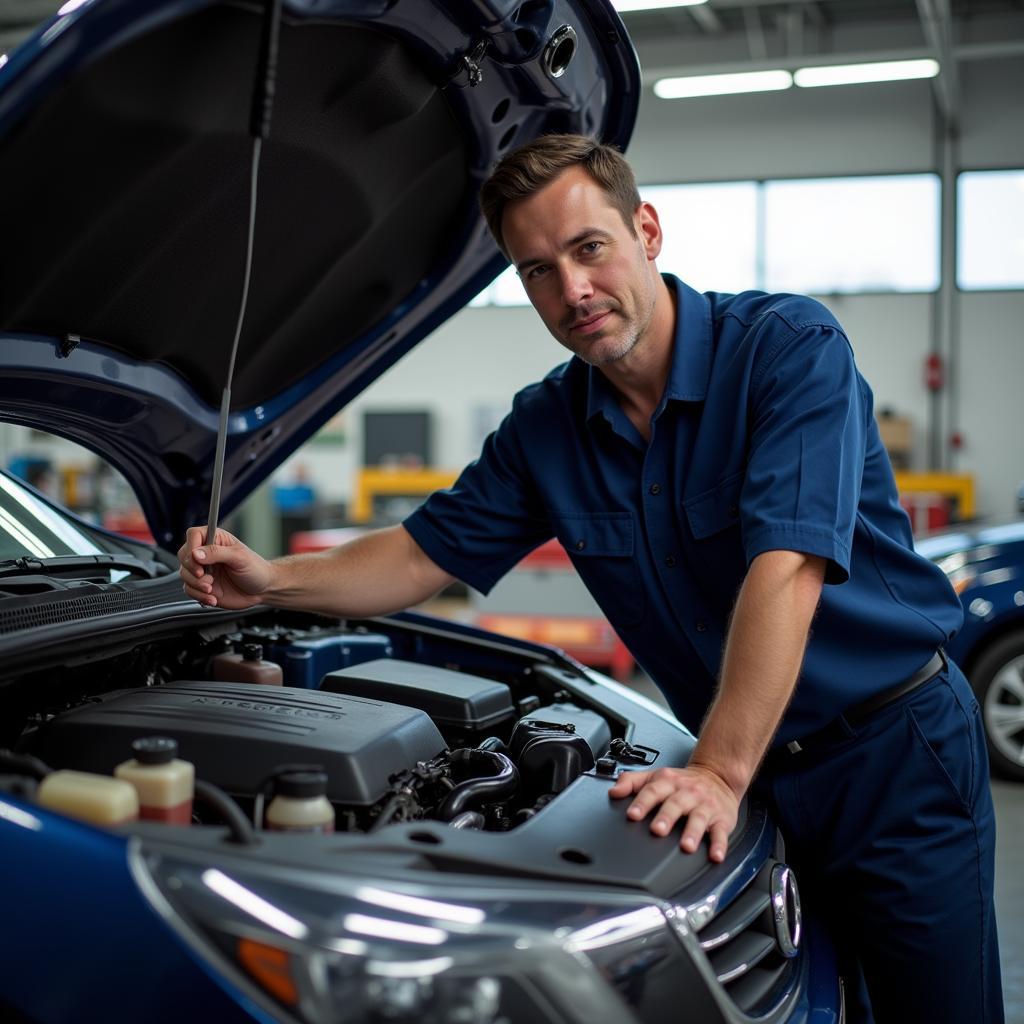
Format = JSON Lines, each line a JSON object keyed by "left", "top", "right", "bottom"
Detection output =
{"left": 11, "top": 625, "right": 619, "bottom": 835}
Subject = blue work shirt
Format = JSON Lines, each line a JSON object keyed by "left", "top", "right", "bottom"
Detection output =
{"left": 404, "top": 275, "right": 963, "bottom": 745}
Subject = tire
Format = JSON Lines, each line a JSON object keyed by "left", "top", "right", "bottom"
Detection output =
{"left": 969, "top": 632, "right": 1024, "bottom": 782}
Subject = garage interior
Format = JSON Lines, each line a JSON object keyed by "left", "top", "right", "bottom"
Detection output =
{"left": 1, "top": 0, "right": 1022, "bottom": 1018}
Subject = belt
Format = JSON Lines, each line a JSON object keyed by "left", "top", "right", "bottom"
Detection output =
{"left": 769, "top": 648, "right": 947, "bottom": 763}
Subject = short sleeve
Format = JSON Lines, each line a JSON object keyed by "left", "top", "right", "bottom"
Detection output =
{"left": 741, "top": 325, "right": 867, "bottom": 584}
{"left": 403, "top": 408, "right": 552, "bottom": 595}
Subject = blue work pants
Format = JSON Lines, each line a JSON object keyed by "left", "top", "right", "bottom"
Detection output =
{"left": 754, "top": 660, "right": 1003, "bottom": 1023}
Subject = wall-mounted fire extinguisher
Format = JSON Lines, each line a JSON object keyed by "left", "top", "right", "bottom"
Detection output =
{"left": 925, "top": 353, "right": 944, "bottom": 391}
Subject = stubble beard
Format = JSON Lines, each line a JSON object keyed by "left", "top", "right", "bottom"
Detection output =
{"left": 568, "top": 282, "right": 656, "bottom": 369}
{"left": 575, "top": 316, "right": 640, "bottom": 367}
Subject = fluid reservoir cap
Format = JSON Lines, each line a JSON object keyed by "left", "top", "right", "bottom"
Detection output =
{"left": 132, "top": 736, "right": 178, "bottom": 764}
{"left": 274, "top": 770, "right": 328, "bottom": 799}
{"left": 242, "top": 643, "right": 264, "bottom": 661}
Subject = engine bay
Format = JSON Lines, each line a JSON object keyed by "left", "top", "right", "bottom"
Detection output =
{"left": 0, "top": 609, "right": 662, "bottom": 838}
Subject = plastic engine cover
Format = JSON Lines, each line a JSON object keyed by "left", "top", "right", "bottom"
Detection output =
{"left": 321, "top": 659, "right": 514, "bottom": 736}
{"left": 509, "top": 703, "right": 613, "bottom": 796}
{"left": 31, "top": 681, "right": 445, "bottom": 806}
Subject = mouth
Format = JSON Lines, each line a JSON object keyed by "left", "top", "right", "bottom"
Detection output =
{"left": 568, "top": 310, "right": 613, "bottom": 336}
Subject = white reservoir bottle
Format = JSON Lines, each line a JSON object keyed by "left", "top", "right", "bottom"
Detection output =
{"left": 37, "top": 770, "right": 139, "bottom": 826}
{"left": 115, "top": 736, "right": 194, "bottom": 825}
{"left": 265, "top": 770, "right": 334, "bottom": 833}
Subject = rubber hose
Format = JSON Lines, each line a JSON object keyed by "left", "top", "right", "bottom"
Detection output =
{"left": 439, "top": 749, "right": 518, "bottom": 821}
{"left": 194, "top": 779, "right": 258, "bottom": 846}
{"left": 447, "top": 810, "right": 486, "bottom": 830}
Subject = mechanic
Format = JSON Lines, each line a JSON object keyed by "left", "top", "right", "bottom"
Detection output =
{"left": 179, "top": 134, "right": 1002, "bottom": 1023}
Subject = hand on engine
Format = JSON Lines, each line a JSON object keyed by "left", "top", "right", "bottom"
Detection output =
{"left": 608, "top": 764, "right": 739, "bottom": 862}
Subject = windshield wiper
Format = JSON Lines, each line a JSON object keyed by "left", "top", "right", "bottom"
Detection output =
{"left": 0, "top": 554, "right": 169, "bottom": 581}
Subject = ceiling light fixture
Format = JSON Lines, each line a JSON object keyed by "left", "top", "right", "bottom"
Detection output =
{"left": 613, "top": 0, "right": 709, "bottom": 12}
{"left": 654, "top": 70, "right": 793, "bottom": 99}
{"left": 794, "top": 58, "right": 940, "bottom": 88}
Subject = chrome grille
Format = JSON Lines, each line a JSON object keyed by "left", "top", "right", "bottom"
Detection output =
{"left": 694, "top": 860, "right": 800, "bottom": 1017}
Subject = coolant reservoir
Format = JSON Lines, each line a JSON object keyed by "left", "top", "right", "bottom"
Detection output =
{"left": 36, "top": 770, "right": 139, "bottom": 826}
{"left": 115, "top": 736, "right": 194, "bottom": 824}
{"left": 212, "top": 643, "right": 283, "bottom": 685}
{"left": 265, "top": 770, "right": 335, "bottom": 833}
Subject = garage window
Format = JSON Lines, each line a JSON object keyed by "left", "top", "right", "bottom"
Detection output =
{"left": 764, "top": 175, "right": 940, "bottom": 295}
{"left": 472, "top": 173, "right": 941, "bottom": 306}
{"left": 639, "top": 182, "right": 759, "bottom": 294}
{"left": 958, "top": 170, "right": 1024, "bottom": 291}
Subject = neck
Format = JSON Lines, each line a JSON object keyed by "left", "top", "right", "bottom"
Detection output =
{"left": 600, "top": 274, "right": 676, "bottom": 432}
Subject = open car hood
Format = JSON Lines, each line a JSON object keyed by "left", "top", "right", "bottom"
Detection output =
{"left": 0, "top": 0, "right": 639, "bottom": 550}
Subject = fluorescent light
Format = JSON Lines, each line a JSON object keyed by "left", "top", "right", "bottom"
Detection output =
{"left": 0, "top": 801, "right": 42, "bottom": 831}
{"left": 614, "top": 0, "right": 708, "bottom": 10}
{"left": 794, "top": 59, "right": 940, "bottom": 88}
{"left": 654, "top": 70, "right": 792, "bottom": 99}
{"left": 365, "top": 958, "right": 455, "bottom": 978}
{"left": 202, "top": 869, "right": 310, "bottom": 940}
{"left": 355, "top": 886, "right": 485, "bottom": 925}
{"left": 343, "top": 914, "right": 447, "bottom": 946}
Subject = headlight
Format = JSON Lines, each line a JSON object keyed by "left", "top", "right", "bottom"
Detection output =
{"left": 128, "top": 838, "right": 713, "bottom": 1024}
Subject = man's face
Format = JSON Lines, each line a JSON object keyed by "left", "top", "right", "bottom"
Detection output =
{"left": 501, "top": 166, "right": 662, "bottom": 367}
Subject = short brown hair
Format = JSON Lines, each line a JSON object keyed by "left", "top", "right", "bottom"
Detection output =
{"left": 479, "top": 134, "right": 641, "bottom": 257}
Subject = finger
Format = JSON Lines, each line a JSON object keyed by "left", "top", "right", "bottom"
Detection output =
{"left": 184, "top": 528, "right": 213, "bottom": 578}
{"left": 186, "top": 526, "right": 209, "bottom": 552}
{"left": 679, "top": 810, "right": 710, "bottom": 854}
{"left": 707, "top": 822, "right": 730, "bottom": 863}
{"left": 649, "top": 790, "right": 700, "bottom": 836}
{"left": 626, "top": 777, "right": 682, "bottom": 820}
{"left": 192, "top": 543, "right": 240, "bottom": 568}
{"left": 608, "top": 770, "right": 650, "bottom": 798}
{"left": 179, "top": 565, "right": 212, "bottom": 591}
{"left": 183, "top": 582, "right": 217, "bottom": 607}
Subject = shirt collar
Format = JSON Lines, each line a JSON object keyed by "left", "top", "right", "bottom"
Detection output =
{"left": 585, "top": 274, "right": 713, "bottom": 429}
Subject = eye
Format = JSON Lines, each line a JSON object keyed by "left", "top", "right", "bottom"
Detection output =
{"left": 580, "top": 240, "right": 602, "bottom": 256}
{"left": 525, "top": 264, "right": 549, "bottom": 281}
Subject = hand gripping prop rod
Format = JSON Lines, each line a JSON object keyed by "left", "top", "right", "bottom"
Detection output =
{"left": 205, "top": 0, "right": 283, "bottom": 549}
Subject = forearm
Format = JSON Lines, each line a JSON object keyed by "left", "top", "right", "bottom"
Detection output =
{"left": 263, "top": 525, "right": 455, "bottom": 617}
{"left": 690, "top": 550, "right": 826, "bottom": 797}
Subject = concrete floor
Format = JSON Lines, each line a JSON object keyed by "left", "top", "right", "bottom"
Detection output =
{"left": 994, "top": 780, "right": 1024, "bottom": 1024}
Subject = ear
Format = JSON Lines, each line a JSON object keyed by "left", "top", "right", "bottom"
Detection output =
{"left": 634, "top": 201, "right": 663, "bottom": 261}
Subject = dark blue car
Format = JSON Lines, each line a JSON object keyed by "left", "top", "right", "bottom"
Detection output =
{"left": 916, "top": 520, "right": 1024, "bottom": 782}
{"left": 0, "top": 1, "right": 840, "bottom": 1021}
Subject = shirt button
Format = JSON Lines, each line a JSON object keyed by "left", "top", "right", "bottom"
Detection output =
{"left": 575, "top": 539, "right": 586, "bottom": 551}
{"left": 728, "top": 505, "right": 739, "bottom": 518}
{"left": 695, "top": 620, "right": 708, "bottom": 632}
{"left": 664, "top": 554, "right": 677, "bottom": 568}
{"left": 649, "top": 483, "right": 661, "bottom": 495}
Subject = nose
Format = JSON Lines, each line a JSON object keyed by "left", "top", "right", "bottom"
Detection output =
{"left": 559, "top": 264, "right": 593, "bottom": 307}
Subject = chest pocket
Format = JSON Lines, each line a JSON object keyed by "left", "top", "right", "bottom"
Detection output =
{"left": 682, "top": 471, "right": 748, "bottom": 586}
{"left": 550, "top": 511, "right": 645, "bottom": 629}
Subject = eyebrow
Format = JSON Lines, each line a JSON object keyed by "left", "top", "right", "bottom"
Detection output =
{"left": 514, "top": 227, "right": 611, "bottom": 274}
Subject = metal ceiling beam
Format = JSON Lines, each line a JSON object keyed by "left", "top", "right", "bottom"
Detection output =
{"left": 688, "top": 4, "right": 725, "bottom": 33}
{"left": 915, "top": 0, "right": 960, "bottom": 129}
{"left": 783, "top": 5, "right": 805, "bottom": 56}
{"left": 743, "top": 5, "right": 769, "bottom": 59}
{"left": 803, "top": 2, "right": 827, "bottom": 31}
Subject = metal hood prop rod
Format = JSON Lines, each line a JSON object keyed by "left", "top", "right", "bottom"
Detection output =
{"left": 205, "top": 0, "right": 283, "bottom": 547}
